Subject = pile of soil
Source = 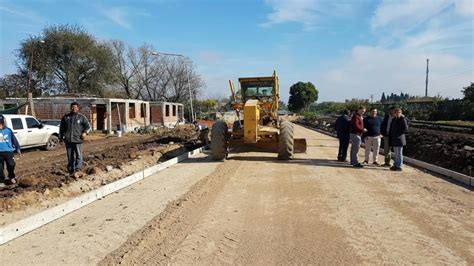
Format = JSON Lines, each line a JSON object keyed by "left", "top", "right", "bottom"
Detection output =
{"left": 298, "top": 118, "right": 474, "bottom": 176}
{"left": 405, "top": 129, "right": 473, "bottom": 176}
{"left": 0, "top": 125, "right": 200, "bottom": 212}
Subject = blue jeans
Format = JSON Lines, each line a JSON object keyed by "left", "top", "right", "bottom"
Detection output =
{"left": 394, "top": 146, "right": 403, "bottom": 168}
{"left": 66, "top": 143, "right": 83, "bottom": 174}
{"left": 350, "top": 134, "right": 361, "bottom": 165}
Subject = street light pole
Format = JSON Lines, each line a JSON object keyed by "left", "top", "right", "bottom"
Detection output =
{"left": 184, "top": 63, "right": 195, "bottom": 122}
{"left": 152, "top": 51, "right": 195, "bottom": 122}
{"left": 27, "top": 39, "right": 44, "bottom": 117}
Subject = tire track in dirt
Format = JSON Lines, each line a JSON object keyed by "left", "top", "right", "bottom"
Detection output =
{"left": 100, "top": 159, "right": 242, "bottom": 265}
{"left": 166, "top": 152, "right": 360, "bottom": 265}
{"left": 167, "top": 162, "right": 246, "bottom": 265}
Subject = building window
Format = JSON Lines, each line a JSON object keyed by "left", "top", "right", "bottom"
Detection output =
{"left": 165, "top": 104, "right": 170, "bottom": 117}
{"left": 129, "top": 103, "right": 136, "bottom": 118}
{"left": 172, "top": 105, "right": 176, "bottom": 116}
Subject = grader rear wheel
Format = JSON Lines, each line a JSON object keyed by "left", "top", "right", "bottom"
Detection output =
{"left": 211, "top": 121, "right": 228, "bottom": 161}
{"left": 278, "top": 121, "right": 294, "bottom": 160}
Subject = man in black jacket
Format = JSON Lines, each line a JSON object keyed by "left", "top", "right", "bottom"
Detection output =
{"left": 60, "top": 102, "right": 91, "bottom": 175}
{"left": 389, "top": 108, "right": 408, "bottom": 171}
{"left": 334, "top": 109, "right": 351, "bottom": 162}
{"left": 380, "top": 106, "right": 396, "bottom": 167}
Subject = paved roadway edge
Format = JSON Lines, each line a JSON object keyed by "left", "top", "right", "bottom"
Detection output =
{"left": 0, "top": 147, "right": 204, "bottom": 245}
{"left": 297, "top": 123, "right": 474, "bottom": 188}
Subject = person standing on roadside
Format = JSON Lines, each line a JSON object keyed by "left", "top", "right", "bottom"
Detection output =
{"left": 389, "top": 108, "right": 408, "bottom": 171}
{"left": 363, "top": 108, "right": 383, "bottom": 165}
{"left": 380, "top": 106, "right": 396, "bottom": 167}
{"left": 60, "top": 102, "right": 91, "bottom": 176}
{"left": 193, "top": 120, "right": 210, "bottom": 150}
{"left": 350, "top": 106, "right": 367, "bottom": 168}
{"left": 335, "top": 109, "right": 351, "bottom": 162}
{"left": 0, "top": 115, "right": 21, "bottom": 186}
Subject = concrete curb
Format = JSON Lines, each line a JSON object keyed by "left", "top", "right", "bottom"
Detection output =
{"left": 297, "top": 123, "right": 474, "bottom": 187}
{"left": 0, "top": 147, "right": 203, "bottom": 245}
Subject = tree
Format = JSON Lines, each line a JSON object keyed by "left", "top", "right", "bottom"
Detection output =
{"left": 462, "top": 82, "right": 474, "bottom": 102}
{"left": 0, "top": 72, "right": 42, "bottom": 98}
{"left": 108, "top": 41, "right": 204, "bottom": 103}
{"left": 288, "top": 82, "right": 318, "bottom": 113}
{"left": 17, "top": 24, "right": 115, "bottom": 95}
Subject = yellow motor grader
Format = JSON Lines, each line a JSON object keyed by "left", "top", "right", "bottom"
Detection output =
{"left": 210, "top": 71, "right": 307, "bottom": 160}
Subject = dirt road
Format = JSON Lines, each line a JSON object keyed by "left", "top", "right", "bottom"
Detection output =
{"left": 2, "top": 125, "right": 472, "bottom": 264}
{"left": 103, "top": 125, "right": 473, "bottom": 264}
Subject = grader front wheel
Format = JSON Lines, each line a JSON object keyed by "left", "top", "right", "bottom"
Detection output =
{"left": 278, "top": 121, "right": 294, "bottom": 160}
{"left": 211, "top": 121, "right": 228, "bottom": 161}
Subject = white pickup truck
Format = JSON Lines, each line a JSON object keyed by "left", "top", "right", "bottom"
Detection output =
{"left": 2, "top": 114, "right": 61, "bottom": 150}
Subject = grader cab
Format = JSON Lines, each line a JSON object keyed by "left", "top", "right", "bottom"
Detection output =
{"left": 210, "top": 71, "right": 307, "bottom": 160}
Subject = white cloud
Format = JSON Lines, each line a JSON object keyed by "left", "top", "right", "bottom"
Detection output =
{"left": 317, "top": 46, "right": 472, "bottom": 101}
{"left": 96, "top": 5, "right": 150, "bottom": 30}
{"left": 0, "top": 5, "right": 44, "bottom": 23}
{"left": 454, "top": 0, "right": 474, "bottom": 16}
{"left": 260, "top": 0, "right": 357, "bottom": 29}
{"left": 311, "top": 0, "right": 473, "bottom": 101}
{"left": 371, "top": 0, "right": 453, "bottom": 31}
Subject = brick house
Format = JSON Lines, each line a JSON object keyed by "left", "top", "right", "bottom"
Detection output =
{"left": 149, "top": 102, "right": 185, "bottom": 128}
{"left": 1, "top": 97, "right": 151, "bottom": 134}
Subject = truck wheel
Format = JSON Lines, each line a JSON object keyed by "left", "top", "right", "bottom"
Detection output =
{"left": 46, "top": 135, "right": 60, "bottom": 151}
{"left": 211, "top": 121, "right": 228, "bottom": 161}
{"left": 278, "top": 121, "right": 294, "bottom": 160}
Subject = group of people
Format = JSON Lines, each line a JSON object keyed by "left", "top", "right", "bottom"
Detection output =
{"left": 335, "top": 106, "right": 408, "bottom": 171}
{"left": 0, "top": 102, "right": 90, "bottom": 186}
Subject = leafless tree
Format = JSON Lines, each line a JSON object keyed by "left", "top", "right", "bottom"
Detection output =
{"left": 109, "top": 41, "right": 204, "bottom": 103}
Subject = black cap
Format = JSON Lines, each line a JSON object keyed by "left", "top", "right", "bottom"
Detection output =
{"left": 0, "top": 115, "right": 4, "bottom": 124}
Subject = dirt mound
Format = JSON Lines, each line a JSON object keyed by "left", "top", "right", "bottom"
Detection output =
{"left": 405, "top": 129, "right": 473, "bottom": 176}
{"left": 0, "top": 125, "right": 200, "bottom": 212}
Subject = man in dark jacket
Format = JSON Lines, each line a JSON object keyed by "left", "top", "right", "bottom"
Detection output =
{"left": 380, "top": 106, "right": 396, "bottom": 167}
{"left": 350, "top": 106, "right": 367, "bottom": 168}
{"left": 60, "top": 102, "right": 91, "bottom": 175}
{"left": 0, "top": 115, "right": 21, "bottom": 186}
{"left": 193, "top": 120, "right": 210, "bottom": 150}
{"left": 334, "top": 109, "right": 351, "bottom": 162}
{"left": 363, "top": 108, "right": 383, "bottom": 165}
{"left": 389, "top": 108, "right": 408, "bottom": 171}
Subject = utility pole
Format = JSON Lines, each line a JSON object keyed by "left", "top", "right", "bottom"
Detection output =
{"left": 425, "top": 58, "right": 429, "bottom": 97}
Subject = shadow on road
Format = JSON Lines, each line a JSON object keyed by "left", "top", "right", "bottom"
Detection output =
{"left": 227, "top": 155, "right": 389, "bottom": 171}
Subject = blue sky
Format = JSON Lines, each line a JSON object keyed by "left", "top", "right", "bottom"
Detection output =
{"left": 0, "top": 0, "right": 473, "bottom": 102}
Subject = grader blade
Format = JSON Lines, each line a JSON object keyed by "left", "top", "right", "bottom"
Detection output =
{"left": 294, "top": 138, "right": 307, "bottom": 153}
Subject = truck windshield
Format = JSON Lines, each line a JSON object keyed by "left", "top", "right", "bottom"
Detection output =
{"left": 244, "top": 86, "right": 273, "bottom": 97}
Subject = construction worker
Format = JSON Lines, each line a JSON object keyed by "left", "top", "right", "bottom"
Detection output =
{"left": 60, "top": 102, "right": 91, "bottom": 176}
{"left": 0, "top": 115, "right": 21, "bottom": 186}
{"left": 194, "top": 120, "right": 210, "bottom": 149}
